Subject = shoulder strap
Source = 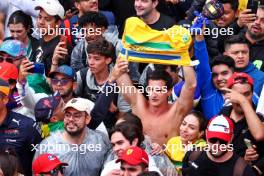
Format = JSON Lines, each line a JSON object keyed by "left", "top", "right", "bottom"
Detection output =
{"left": 80, "top": 67, "right": 88, "bottom": 95}
{"left": 80, "top": 67, "right": 88, "bottom": 85}
{"left": 64, "top": 19, "right": 73, "bottom": 46}
{"left": 233, "top": 157, "right": 247, "bottom": 176}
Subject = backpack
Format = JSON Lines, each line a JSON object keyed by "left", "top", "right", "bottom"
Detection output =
{"left": 184, "top": 150, "right": 247, "bottom": 176}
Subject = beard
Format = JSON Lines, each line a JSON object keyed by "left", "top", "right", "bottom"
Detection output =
{"left": 65, "top": 124, "right": 86, "bottom": 137}
{"left": 248, "top": 27, "right": 264, "bottom": 40}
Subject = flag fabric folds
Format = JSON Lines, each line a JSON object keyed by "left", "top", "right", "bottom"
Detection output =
{"left": 119, "top": 17, "right": 193, "bottom": 66}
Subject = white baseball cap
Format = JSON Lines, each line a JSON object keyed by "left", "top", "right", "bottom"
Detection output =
{"left": 63, "top": 98, "right": 94, "bottom": 115}
{"left": 35, "top": 0, "right": 65, "bottom": 19}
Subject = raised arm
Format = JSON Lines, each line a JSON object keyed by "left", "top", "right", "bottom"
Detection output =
{"left": 114, "top": 58, "right": 145, "bottom": 110}
{"left": 173, "top": 66, "right": 197, "bottom": 125}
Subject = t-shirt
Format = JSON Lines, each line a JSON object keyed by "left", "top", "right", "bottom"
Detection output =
{"left": 182, "top": 151, "right": 256, "bottom": 176}
{"left": 148, "top": 13, "right": 175, "bottom": 31}
{"left": 220, "top": 106, "right": 264, "bottom": 162}
{"left": 35, "top": 35, "right": 72, "bottom": 75}
{"left": 34, "top": 128, "right": 111, "bottom": 176}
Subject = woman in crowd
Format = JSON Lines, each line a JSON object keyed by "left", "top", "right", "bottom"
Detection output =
{"left": 165, "top": 111, "right": 207, "bottom": 173}
{"left": 7, "top": 10, "right": 38, "bottom": 61}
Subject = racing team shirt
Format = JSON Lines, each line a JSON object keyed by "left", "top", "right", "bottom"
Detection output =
{"left": 0, "top": 111, "right": 42, "bottom": 176}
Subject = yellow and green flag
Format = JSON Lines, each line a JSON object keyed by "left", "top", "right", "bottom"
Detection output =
{"left": 119, "top": 17, "right": 193, "bottom": 66}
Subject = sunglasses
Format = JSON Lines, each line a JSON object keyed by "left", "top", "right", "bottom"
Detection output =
{"left": 0, "top": 55, "right": 14, "bottom": 63}
{"left": 0, "top": 55, "right": 24, "bottom": 63}
{"left": 40, "top": 166, "right": 65, "bottom": 176}
{"left": 208, "top": 138, "right": 228, "bottom": 145}
{"left": 51, "top": 78, "right": 71, "bottom": 86}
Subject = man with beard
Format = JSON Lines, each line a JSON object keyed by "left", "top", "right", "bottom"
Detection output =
{"left": 182, "top": 115, "right": 256, "bottom": 176}
{"left": 243, "top": 6, "right": 264, "bottom": 71}
{"left": 34, "top": 97, "right": 111, "bottom": 176}
{"left": 17, "top": 63, "right": 76, "bottom": 117}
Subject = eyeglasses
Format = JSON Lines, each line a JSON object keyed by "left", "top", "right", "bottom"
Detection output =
{"left": 64, "top": 112, "right": 85, "bottom": 120}
{"left": 208, "top": 138, "right": 228, "bottom": 145}
{"left": 51, "top": 78, "right": 71, "bottom": 86}
{"left": 40, "top": 166, "right": 65, "bottom": 176}
{"left": 0, "top": 55, "right": 14, "bottom": 63}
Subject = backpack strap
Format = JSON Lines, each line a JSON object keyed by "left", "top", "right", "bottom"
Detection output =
{"left": 80, "top": 67, "right": 88, "bottom": 94}
{"left": 233, "top": 157, "right": 247, "bottom": 176}
{"left": 64, "top": 19, "right": 73, "bottom": 47}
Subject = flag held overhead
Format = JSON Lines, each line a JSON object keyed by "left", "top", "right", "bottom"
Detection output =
{"left": 119, "top": 17, "right": 193, "bottom": 66}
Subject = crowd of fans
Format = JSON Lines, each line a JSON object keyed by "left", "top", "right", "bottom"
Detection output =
{"left": 0, "top": 0, "right": 264, "bottom": 175}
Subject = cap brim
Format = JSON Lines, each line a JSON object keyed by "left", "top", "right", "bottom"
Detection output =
{"left": 116, "top": 157, "right": 146, "bottom": 166}
{"left": 207, "top": 131, "right": 231, "bottom": 142}
{"left": 35, "top": 161, "right": 68, "bottom": 174}
{"left": 35, "top": 6, "right": 62, "bottom": 19}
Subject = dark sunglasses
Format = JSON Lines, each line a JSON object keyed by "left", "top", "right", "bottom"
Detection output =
{"left": 0, "top": 55, "right": 14, "bottom": 63}
{"left": 208, "top": 138, "right": 228, "bottom": 145}
{"left": 51, "top": 78, "right": 71, "bottom": 86}
{"left": 0, "top": 55, "right": 24, "bottom": 63}
{"left": 40, "top": 166, "right": 65, "bottom": 176}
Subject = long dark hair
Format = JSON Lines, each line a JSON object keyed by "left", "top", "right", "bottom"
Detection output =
{"left": 8, "top": 10, "right": 33, "bottom": 35}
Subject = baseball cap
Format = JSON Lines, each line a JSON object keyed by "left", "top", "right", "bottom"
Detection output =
{"left": 206, "top": 115, "right": 234, "bottom": 142}
{"left": 32, "top": 153, "right": 68, "bottom": 174}
{"left": 0, "top": 39, "right": 27, "bottom": 57}
{"left": 34, "top": 92, "right": 61, "bottom": 122}
{"left": 49, "top": 65, "right": 76, "bottom": 81}
{"left": 63, "top": 98, "right": 94, "bottom": 116}
{"left": 0, "top": 62, "right": 18, "bottom": 81}
{"left": 35, "top": 0, "right": 65, "bottom": 19}
{"left": 116, "top": 146, "right": 149, "bottom": 166}
{"left": 227, "top": 72, "right": 254, "bottom": 88}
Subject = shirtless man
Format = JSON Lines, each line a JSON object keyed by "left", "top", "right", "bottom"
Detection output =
{"left": 109, "top": 58, "right": 196, "bottom": 145}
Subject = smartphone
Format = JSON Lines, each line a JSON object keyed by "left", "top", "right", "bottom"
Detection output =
{"left": 247, "top": 0, "right": 259, "bottom": 14}
{"left": 28, "top": 63, "right": 45, "bottom": 74}
{"left": 244, "top": 138, "right": 253, "bottom": 148}
{"left": 60, "top": 36, "right": 68, "bottom": 49}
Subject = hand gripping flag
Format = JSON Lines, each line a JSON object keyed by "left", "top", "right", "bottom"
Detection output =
{"left": 119, "top": 17, "right": 193, "bottom": 66}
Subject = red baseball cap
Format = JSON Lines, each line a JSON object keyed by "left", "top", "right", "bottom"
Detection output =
{"left": 116, "top": 146, "right": 149, "bottom": 166}
{"left": 227, "top": 72, "right": 253, "bottom": 88}
{"left": 0, "top": 62, "right": 18, "bottom": 81}
{"left": 206, "top": 115, "right": 234, "bottom": 142}
{"left": 32, "top": 153, "right": 68, "bottom": 174}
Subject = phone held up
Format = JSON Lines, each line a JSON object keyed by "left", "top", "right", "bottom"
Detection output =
{"left": 247, "top": 0, "right": 259, "bottom": 14}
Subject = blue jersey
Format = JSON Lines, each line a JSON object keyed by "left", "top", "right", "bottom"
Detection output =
{"left": 0, "top": 111, "right": 42, "bottom": 176}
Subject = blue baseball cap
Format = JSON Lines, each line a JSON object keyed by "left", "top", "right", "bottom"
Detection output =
{"left": 48, "top": 65, "right": 76, "bottom": 81}
{"left": 0, "top": 39, "right": 27, "bottom": 57}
